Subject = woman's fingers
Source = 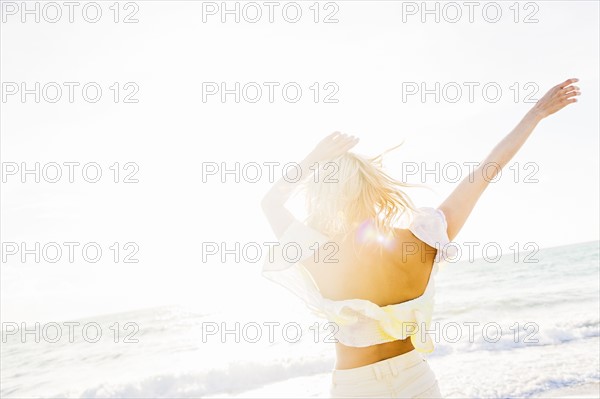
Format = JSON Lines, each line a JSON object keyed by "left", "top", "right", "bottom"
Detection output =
{"left": 560, "top": 84, "right": 579, "bottom": 95}
{"left": 555, "top": 91, "right": 580, "bottom": 110}
{"left": 561, "top": 83, "right": 581, "bottom": 102}
{"left": 563, "top": 90, "right": 580, "bottom": 99}
{"left": 562, "top": 85, "right": 579, "bottom": 91}
{"left": 329, "top": 134, "right": 359, "bottom": 156}
{"left": 557, "top": 78, "right": 579, "bottom": 90}
{"left": 327, "top": 131, "right": 342, "bottom": 142}
{"left": 340, "top": 137, "right": 359, "bottom": 152}
{"left": 342, "top": 135, "right": 359, "bottom": 147}
{"left": 310, "top": 132, "right": 359, "bottom": 162}
{"left": 331, "top": 133, "right": 356, "bottom": 145}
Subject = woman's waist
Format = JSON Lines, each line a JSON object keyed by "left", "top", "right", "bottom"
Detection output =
{"left": 334, "top": 337, "right": 415, "bottom": 370}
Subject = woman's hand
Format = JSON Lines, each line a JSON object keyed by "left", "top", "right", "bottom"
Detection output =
{"left": 303, "top": 132, "right": 359, "bottom": 165}
{"left": 262, "top": 132, "right": 358, "bottom": 237}
{"left": 531, "top": 78, "right": 580, "bottom": 120}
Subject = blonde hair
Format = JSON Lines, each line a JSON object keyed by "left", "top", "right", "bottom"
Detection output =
{"left": 302, "top": 144, "right": 416, "bottom": 239}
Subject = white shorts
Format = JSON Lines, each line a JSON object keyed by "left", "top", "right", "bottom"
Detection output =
{"left": 329, "top": 350, "right": 442, "bottom": 398}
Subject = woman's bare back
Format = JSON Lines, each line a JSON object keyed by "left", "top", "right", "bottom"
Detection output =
{"left": 302, "top": 227, "right": 437, "bottom": 306}
{"left": 300, "top": 227, "right": 439, "bottom": 369}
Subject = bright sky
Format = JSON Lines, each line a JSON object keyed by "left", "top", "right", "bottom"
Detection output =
{"left": 1, "top": 1, "right": 598, "bottom": 322}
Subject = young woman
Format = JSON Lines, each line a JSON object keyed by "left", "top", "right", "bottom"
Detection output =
{"left": 261, "top": 78, "right": 580, "bottom": 398}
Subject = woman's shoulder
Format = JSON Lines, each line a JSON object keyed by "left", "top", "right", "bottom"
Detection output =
{"left": 408, "top": 207, "right": 449, "bottom": 243}
{"left": 407, "top": 207, "right": 456, "bottom": 266}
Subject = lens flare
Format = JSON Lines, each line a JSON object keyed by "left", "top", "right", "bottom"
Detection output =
{"left": 355, "top": 219, "right": 396, "bottom": 250}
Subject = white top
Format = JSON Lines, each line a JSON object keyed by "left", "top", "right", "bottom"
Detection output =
{"left": 262, "top": 207, "right": 456, "bottom": 353}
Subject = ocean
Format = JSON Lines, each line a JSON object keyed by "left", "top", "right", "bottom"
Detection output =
{"left": 1, "top": 240, "right": 599, "bottom": 398}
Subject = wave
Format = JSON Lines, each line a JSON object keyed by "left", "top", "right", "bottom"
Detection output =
{"left": 427, "top": 317, "right": 600, "bottom": 356}
{"left": 53, "top": 356, "right": 334, "bottom": 398}
{"left": 444, "top": 374, "right": 600, "bottom": 399}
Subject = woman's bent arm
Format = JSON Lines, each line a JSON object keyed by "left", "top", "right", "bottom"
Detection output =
{"left": 261, "top": 132, "right": 359, "bottom": 238}
{"left": 439, "top": 78, "right": 580, "bottom": 241}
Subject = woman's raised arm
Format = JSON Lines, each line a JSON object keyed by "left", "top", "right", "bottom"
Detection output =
{"left": 438, "top": 78, "right": 580, "bottom": 241}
